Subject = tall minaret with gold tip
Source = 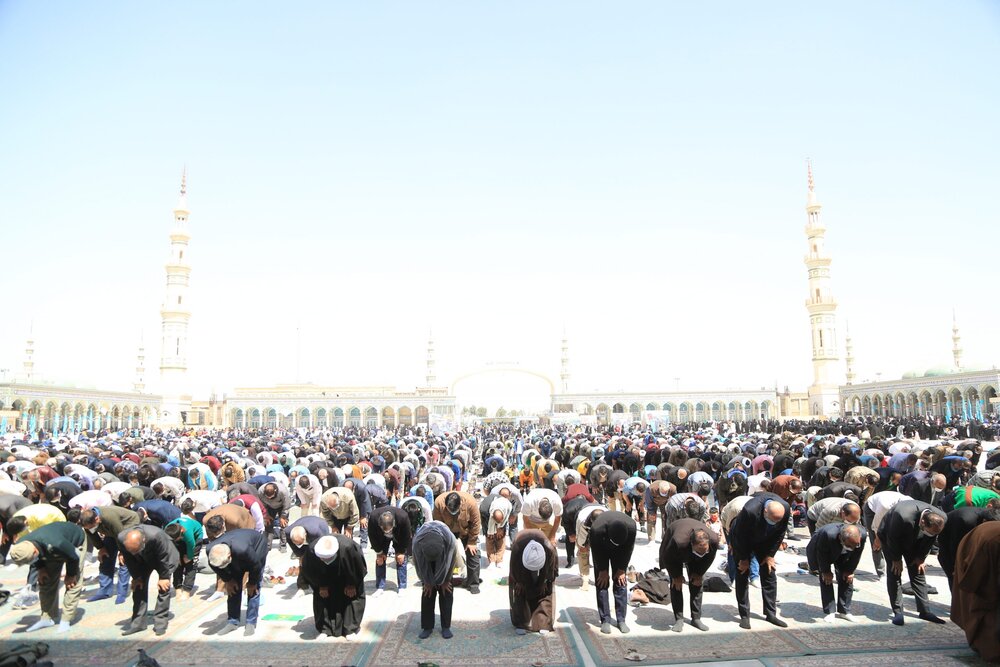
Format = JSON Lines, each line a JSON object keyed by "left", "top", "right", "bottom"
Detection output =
{"left": 159, "top": 169, "right": 193, "bottom": 425}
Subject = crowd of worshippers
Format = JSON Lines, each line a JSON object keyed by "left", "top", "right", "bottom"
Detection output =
{"left": 0, "top": 421, "right": 999, "bottom": 660}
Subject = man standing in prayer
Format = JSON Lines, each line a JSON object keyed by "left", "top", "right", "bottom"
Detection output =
{"left": 660, "top": 517, "right": 719, "bottom": 633}
{"left": 508, "top": 529, "right": 557, "bottom": 635}
{"left": 300, "top": 533, "right": 367, "bottom": 638}
{"left": 118, "top": 525, "right": 179, "bottom": 636}
{"left": 411, "top": 520, "right": 459, "bottom": 639}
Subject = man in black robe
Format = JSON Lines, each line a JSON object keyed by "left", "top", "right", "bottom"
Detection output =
{"left": 508, "top": 529, "right": 557, "bottom": 635}
{"left": 300, "top": 534, "right": 368, "bottom": 638}
{"left": 937, "top": 504, "right": 999, "bottom": 591}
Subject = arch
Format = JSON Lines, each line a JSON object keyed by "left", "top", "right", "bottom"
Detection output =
{"left": 297, "top": 407, "right": 310, "bottom": 428}
{"left": 711, "top": 401, "right": 724, "bottom": 421}
{"left": 315, "top": 407, "right": 327, "bottom": 428}
{"left": 382, "top": 406, "right": 395, "bottom": 427}
{"left": 414, "top": 406, "right": 429, "bottom": 425}
{"left": 917, "top": 391, "right": 932, "bottom": 417}
{"left": 397, "top": 406, "right": 412, "bottom": 426}
{"left": 265, "top": 408, "right": 277, "bottom": 428}
{"left": 695, "top": 402, "right": 708, "bottom": 422}
{"left": 727, "top": 401, "right": 738, "bottom": 420}
{"left": 580, "top": 403, "right": 594, "bottom": 416}
{"left": 678, "top": 402, "right": 693, "bottom": 423}
{"left": 348, "top": 407, "right": 361, "bottom": 427}
{"left": 449, "top": 366, "right": 556, "bottom": 395}
{"left": 249, "top": 408, "right": 261, "bottom": 428}
{"left": 663, "top": 403, "right": 677, "bottom": 422}
{"left": 645, "top": 402, "right": 657, "bottom": 411}
{"left": 612, "top": 403, "right": 626, "bottom": 414}
{"left": 596, "top": 404, "right": 610, "bottom": 423}
{"left": 629, "top": 403, "right": 642, "bottom": 420}
{"left": 365, "top": 407, "right": 378, "bottom": 428}
{"left": 982, "top": 385, "right": 998, "bottom": 415}
{"left": 233, "top": 408, "right": 245, "bottom": 428}
{"left": 332, "top": 407, "right": 345, "bottom": 428}
{"left": 760, "top": 400, "right": 773, "bottom": 419}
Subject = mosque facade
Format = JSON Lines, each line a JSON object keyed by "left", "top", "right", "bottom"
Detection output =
{"left": 1, "top": 167, "right": 996, "bottom": 432}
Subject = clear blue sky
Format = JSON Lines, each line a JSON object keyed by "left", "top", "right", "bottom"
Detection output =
{"left": 1, "top": 2, "right": 998, "bottom": 405}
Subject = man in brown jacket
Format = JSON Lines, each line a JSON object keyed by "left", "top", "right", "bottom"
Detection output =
{"left": 433, "top": 491, "right": 482, "bottom": 594}
{"left": 203, "top": 504, "right": 256, "bottom": 539}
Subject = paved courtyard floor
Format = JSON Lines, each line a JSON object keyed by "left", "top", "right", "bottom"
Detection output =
{"left": 0, "top": 518, "right": 987, "bottom": 667}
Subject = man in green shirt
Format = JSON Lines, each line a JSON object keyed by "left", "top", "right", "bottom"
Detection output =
{"left": 165, "top": 515, "right": 204, "bottom": 600}
{"left": 9, "top": 522, "right": 86, "bottom": 633}
{"left": 951, "top": 485, "right": 1000, "bottom": 509}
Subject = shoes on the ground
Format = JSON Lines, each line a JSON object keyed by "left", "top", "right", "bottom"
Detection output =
{"left": 26, "top": 618, "right": 55, "bottom": 633}
{"left": 600, "top": 622, "right": 612, "bottom": 634}
{"left": 822, "top": 613, "right": 836, "bottom": 623}
{"left": 515, "top": 628, "right": 527, "bottom": 635}
{"left": 739, "top": 617, "right": 751, "bottom": 630}
{"left": 617, "top": 622, "right": 630, "bottom": 634}
{"left": 918, "top": 613, "right": 946, "bottom": 624}
{"left": 244, "top": 624, "right": 256, "bottom": 636}
{"left": 218, "top": 623, "right": 239, "bottom": 635}
{"left": 765, "top": 615, "right": 788, "bottom": 628}
{"left": 418, "top": 628, "right": 433, "bottom": 639}
{"left": 155, "top": 626, "right": 167, "bottom": 636}
{"left": 671, "top": 618, "right": 685, "bottom": 633}
{"left": 690, "top": 618, "right": 708, "bottom": 631}
{"left": 441, "top": 628, "right": 453, "bottom": 639}
{"left": 891, "top": 613, "right": 904, "bottom": 626}
{"left": 836, "top": 612, "right": 857, "bottom": 622}
{"left": 57, "top": 620, "right": 71, "bottom": 633}
{"left": 121, "top": 624, "right": 147, "bottom": 636}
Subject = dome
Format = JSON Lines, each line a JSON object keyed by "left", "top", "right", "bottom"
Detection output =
{"left": 923, "top": 367, "right": 953, "bottom": 377}
{"left": 901, "top": 371, "right": 919, "bottom": 380}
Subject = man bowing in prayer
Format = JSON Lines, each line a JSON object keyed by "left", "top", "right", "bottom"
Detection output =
{"left": 660, "top": 518, "right": 719, "bottom": 633}
{"left": 118, "top": 526, "right": 179, "bottom": 636}
{"left": 806, "top": 522, "right": 865, "bottom": 623}
{"left": 207, "top": 528, "right": 269, "bottom": 637}
{"left": 589, "top": 510, "right": 636, "bottom": 634}
{"left": 508, "top": 529, "right": 557, "bottom": 635}
{"left": 300, "top": 534, "right": 367, "bottom": 638}
{"left": 729, "top": 492, "right": 790, "bottom": 630}
{"left": 411, "top": 520, "right": 459, "bottom": 639}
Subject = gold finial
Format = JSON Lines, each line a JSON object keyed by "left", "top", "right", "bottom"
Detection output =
{"left": 807, "top": 158, "right": 814, "bottom": 192}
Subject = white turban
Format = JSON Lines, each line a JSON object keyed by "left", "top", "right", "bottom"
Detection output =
{"left": 521, "top": 540, "right": 546, "bottom": 572}
{"left": 314, "top": 536, "right": 339, "bottom": 562}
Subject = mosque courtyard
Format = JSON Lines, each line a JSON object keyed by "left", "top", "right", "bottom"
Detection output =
{"left": 0, "top": 504, "right": 989, "bottom": 667}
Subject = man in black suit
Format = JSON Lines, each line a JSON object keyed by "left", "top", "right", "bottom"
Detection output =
{"left": 729, "top": 493, "right": 790, "bottom": 629}
{"left": 806, "top": 522, "right": 865, "bottom": 622}
{"left": 660, "top": 518, "right": 719, "bottom": 633}
{"left": 904, "top": 473, "right": 947, "bottom": 507}
{"left": 937, "top": 504, "right": 1000, "bottom": 591}
{"left": 208, "top": 528, "right": 269, "bottom": 636}
{"left": 876, "top": 499, "right": 947, "bottom": 625}
{"left": 118, "top": 526, "right": 179, "bottom": 637}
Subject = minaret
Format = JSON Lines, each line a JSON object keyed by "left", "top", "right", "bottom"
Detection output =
{"left": 134, "top": 335, "right": 146, "bottom": 393}
{"left": 159, "top": 169, "right": 192, "bottom": 425}
{"left": 952, "top": 310, "right": 963, "bottom": 370}
{"left": 425, "top": 330, "right": 436, "bottom": 386}
{"left": 560, "top": 330, "right": 570, "bottom": 393}
{"left": 23, "top": 326, "right": 35, "bottom": 382}
{"left": 845, "top": 322, "right": 856, "bottom": 385}
{"left": 803, "top": 160, "right": 842, "bottom": 417}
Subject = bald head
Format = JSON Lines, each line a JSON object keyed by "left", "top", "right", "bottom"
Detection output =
{"left": 840, "top": 501, "right": 862, "bottom": 525}
{"left": 764, "top": 500, "right": 786, "bottom": 525}
{"left": 208, "top": 543, "right": 232, "bottom": 569}
{"left": 839, "top": 523, "right": 863, "bottom": 549}
{"left": 123, "top": 529, "right": 145, "bottom": 555}
{"left": 289, "top": 526, "right": 307, "bottom": 547}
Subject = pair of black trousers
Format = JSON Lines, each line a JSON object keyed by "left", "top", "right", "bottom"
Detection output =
{"left": 735, "top": 555, "right": 777, "bottom": 619}
{"left": 420, "top": 586, "right": 453, "bottom": 630}
{"left": 130, "top": 569, "right": 172, "bottom": 632}
{"left": 818, "top": 571, "right": 853, "bottom": 614}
